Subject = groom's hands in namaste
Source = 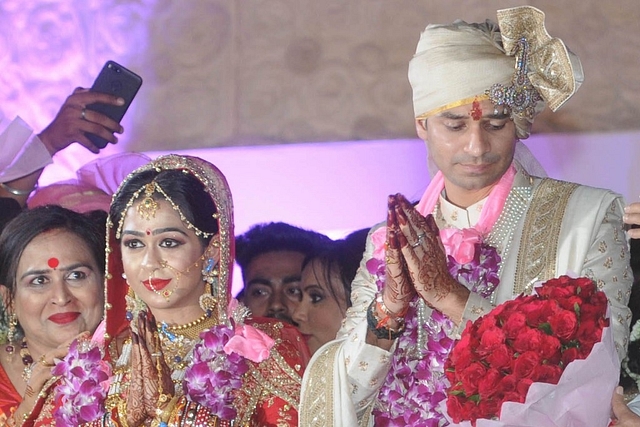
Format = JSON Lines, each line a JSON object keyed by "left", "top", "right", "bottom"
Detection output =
{"left": 382, "top": 195, "right": 416, "bottom": 314}
{"left": 393, "top": 193, "right": 469, "bottom": 325}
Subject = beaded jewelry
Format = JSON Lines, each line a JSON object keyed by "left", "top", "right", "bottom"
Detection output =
{"left": 486, "top": 37, "right": 542, "bottom": 119}
{"left": 115, "top": 179, "right": 215, "bottom": 240}
{"left": 5, "top": 313, "right": 17, "bottom": 360}
{"left": 19, "top": 338, "right": 34, "bottom": 382}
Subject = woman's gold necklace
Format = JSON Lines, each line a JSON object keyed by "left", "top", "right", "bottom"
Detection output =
{"left": 157, "top": 312, "right": 217, "bottom": 371}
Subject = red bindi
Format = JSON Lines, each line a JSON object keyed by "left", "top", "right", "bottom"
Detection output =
{"left": 47, "top": 257, "right": 59, "bottom": 269}
{"left": 470, "top": 98, "right": 482, "bottom": 121}
{"left": 146, "top": 229, "right": 151, "bottom": 236}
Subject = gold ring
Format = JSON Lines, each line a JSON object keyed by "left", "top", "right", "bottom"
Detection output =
{"left": 38, "top": 355, "right": 53, "bottom": 367}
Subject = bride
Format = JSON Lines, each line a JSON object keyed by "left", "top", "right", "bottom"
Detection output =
{"left": 71, "top": 154, "right": 309, "bottom": 426}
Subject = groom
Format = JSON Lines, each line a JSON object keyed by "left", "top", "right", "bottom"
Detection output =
{"left": 300, "top": 6, "right": 632, "bottom": 426}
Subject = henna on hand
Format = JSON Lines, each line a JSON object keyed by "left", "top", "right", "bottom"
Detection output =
{"left": 395, "top": 194, "right": 466, "bottom": 312}
{"left": 136, "top": 313, "right": 173, "bottom": 419}
{"left": 127, "top": 330, "right": 148, "bottom": 427}
{"left": 383, "top": 195, "right": 415, "bottom": 314}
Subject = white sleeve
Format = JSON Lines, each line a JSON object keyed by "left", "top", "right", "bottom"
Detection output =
{"left": 0, "top": 115, "right": 52, "bottom": 182}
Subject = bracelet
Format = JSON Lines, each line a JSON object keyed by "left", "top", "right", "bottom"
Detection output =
{"left": 367, "top": 299, "right": 405, "bottom": 340}
{"left": 0, "top": 182, "right": 34, "bottom": 196}
{"left": 375, "top": 293, "right": 408, "bottom": 323}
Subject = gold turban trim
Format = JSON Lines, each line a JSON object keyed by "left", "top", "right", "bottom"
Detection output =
{"left": 408, "top": 5, "right": 583, "bottom": 139}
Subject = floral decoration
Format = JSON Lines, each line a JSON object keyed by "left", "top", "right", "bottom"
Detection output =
{"left": 53, "top": 339, "right": 111, "bottom": 426}
{"left": 369, "top": 225, "right": 501, "bottom": 426}
{"left": 444, "top": 275, "right": 609, "bottom": 426}
{"left": 183, "top": 323, "right": 250, "bottom": 420}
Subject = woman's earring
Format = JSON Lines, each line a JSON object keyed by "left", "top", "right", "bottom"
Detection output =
{"left": 6, "top": 313, "right": 17, "bottom": 360}
{"left": 200, "top": 258, "right": 218, "bottom": 317}
{"left": 125, "top": 286, "right": 145, "bottom": 321}
{"left": 122, "top": 273, "right": 127, "bottom": 280}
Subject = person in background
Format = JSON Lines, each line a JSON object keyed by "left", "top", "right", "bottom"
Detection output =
{"left": 299, "top": 6, "right": 631, "bottom": 426}
{"left": 235, "top": 222, "right": 332, "bottom": 324}
{"left": 0, "top": 206, "right": 106, "bottom": 425}
{"left": 0, "top": 87, "right": 125, "bottom": 214}
{"left": 293, "top": 228, "right": 368, "bottom": 355}
{"left": 612, "top": 202, "right": 640, "bottom": 425}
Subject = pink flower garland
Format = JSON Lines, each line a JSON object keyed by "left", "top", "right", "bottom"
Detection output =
{"left": 183, "top": 324, "right": 250, "bottom": 420}
{"left": 52, "top": 339, "right": 111, "bottom": 426}
{"left": 183, "top": 321, "right": 274, "bottom": 420}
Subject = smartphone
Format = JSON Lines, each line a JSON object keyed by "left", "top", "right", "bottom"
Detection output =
{"left": 86, "top": 60, "right": 143, "bottom": 148}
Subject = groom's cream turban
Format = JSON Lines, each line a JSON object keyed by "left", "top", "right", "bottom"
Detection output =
{"left": 408, "top": 6, "right": 584, "bottom": 139}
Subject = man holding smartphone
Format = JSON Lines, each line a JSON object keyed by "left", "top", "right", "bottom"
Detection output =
{"left": 0, "top": 87, "right": 125, "bottom": 222}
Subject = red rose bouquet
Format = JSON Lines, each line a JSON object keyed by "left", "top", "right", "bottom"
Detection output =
{"left": 443, "top": 275, "right": 619, "bottom": 427}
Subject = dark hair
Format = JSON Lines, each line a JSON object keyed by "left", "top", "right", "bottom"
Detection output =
{"left": 235, "top": 222, "right": 332, "bottom": 274}
{"left": 301, "top": 227, "right": 369, "bottom": 309}
{"left": 0, "top": 205, "right": 107, "bottom": 296}
{"left": 621, "top": 227, "right": 640, "bottom": 392}
{"left": 109, "top": 169, "right": 218, "bottom": 245}
{"left": 0, "top": 198, "right": 22, "bottom": 235}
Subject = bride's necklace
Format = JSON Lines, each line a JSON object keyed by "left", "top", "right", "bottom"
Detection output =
{"left": 158, "top": 312, "right": 217, "bottom": 371}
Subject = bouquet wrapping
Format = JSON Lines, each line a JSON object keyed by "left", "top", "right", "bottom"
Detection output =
{"left": 442, "top": 275, "right": 619, "bottom": 427}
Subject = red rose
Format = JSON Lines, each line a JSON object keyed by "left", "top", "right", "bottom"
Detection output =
{"left": 548, "top": 309, "right": 578, "bottom": 341}
{"left": 502, "top": 311, "right": 526, "bottom": 340}
{"left": 538, "top": 334, "right": 562, "bottom": 362}
{"left": 577, "top": 318, "right": 602, "bottom": 344}
{"left": 446, "top": 394, "right": 465, "bottom": 423}
{"left": 561, "top": 346, "right": 580, "bottom": 367}
{"left": 477, "top": 397, "right": 501, "bottom": 421}
{"left": 477, "top": 326, "right": 506, "bottom": 355}
{"left": 477, "top": 368, "right": 502, "bottom": 399}
{"left": 587, "top": 292, "right": 608, "bottom": 313}
{"left": 513, "top": 351, "right": 541, "bottom": 379}
{"left": 532, "top": 364, "right": 563, "bottom": 384}
{"left": 579, "top": 302, "right": 606, "bottom": 328}
{"left": 539, "top": 282, "right": 576, "bottom": 299}
{"left": 520, "top": 299, "right": 551, "bottom": 327}
{"left": 502, "top": 391, "right": 525, "bottom": 405}
{"left": 516, "top": 378, "right": 534, "bottom": 398}
{"left": 486, "top": 344, "right": 514, "bottom": 370}
{"left": 576, "top": 278, "right": 597, "bottom": 298}
{"left": 459, "top": 362, "right": 487, "bottom": 395}
{"left": 449, "top": 334, "right": 474, "bottom": 371}
{"left": 499, "top": 374, "right": 518, "bottom": 393}
{"left": 558, "top": 295, "right": 583, "bottom": 312}
{"left": 512, "top": 328, "right": 544, "bottom": 353}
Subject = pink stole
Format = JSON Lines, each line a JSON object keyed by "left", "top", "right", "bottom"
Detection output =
{"left": 415, "top": 165, "right": 516, "bottom": 235}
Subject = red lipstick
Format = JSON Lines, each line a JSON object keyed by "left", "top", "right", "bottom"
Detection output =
{"left": 48, "top": 312, "right": 80, "bottom": 324}
{"left": 142, "top": 278, "right": 171, "bottom": 292}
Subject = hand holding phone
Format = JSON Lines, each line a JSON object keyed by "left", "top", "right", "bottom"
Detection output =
{"left": 85, "top": 61, "right": 142, "bottom": 148}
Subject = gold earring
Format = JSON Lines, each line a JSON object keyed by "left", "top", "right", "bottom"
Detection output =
{"left": 6, "top": 313, "right": 17, "bottom": 359}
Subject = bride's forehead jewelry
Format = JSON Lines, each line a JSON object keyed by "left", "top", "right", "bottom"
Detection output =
{"left": 115, "top": 179, "right": 216, "bottom": 240}
{"left": 137, "top": 183, "right": 159, "bottom": 220}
